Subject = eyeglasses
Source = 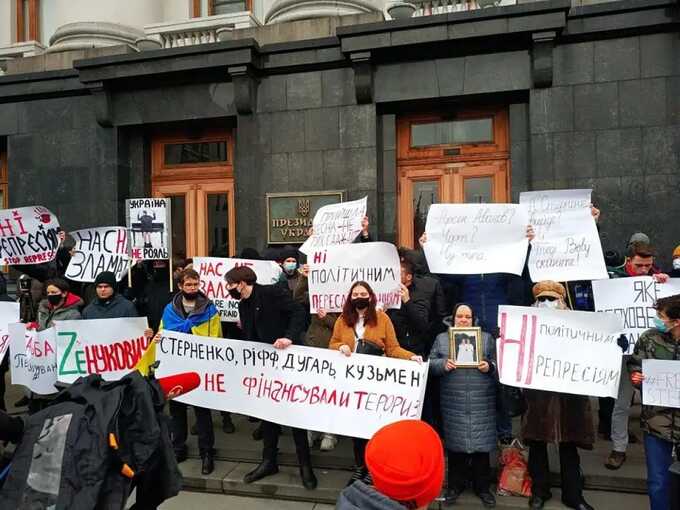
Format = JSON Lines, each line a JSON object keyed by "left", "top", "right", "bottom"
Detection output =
{"left": 536, "top": 296, "right": 557, "bottom": 302}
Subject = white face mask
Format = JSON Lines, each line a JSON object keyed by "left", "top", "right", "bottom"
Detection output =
{"left": 537, "top": 299, "right": 559, "bottom": 309}
{"left": 673, "top": 259, "right": 680, "bottom": 270}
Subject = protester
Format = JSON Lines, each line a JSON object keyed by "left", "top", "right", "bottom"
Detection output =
{"left": 137, "top": 260, "right": 174, "bottom": 332}
{"left": 36, "top": 277, "right": 83, "bottom": 330}
{"left": 429, "top": 303, "right": 497, "bottom": 508}
{"left": 336, "top": 420, "right": 444, "bottom": 510}
{"left": 604, "top": 241, "right": 669, "bottom": 471}
{"left": 224, "top": 265, "right": 317, "bottom": 490}
{"left": 82, "top": 271, "right": 139, "bottom": 319}
{"left": 629, "top": 293, "right": 680, "bottom": 510}
{"left": 522, "top": 281, "right": 594, "bottom": 510}
{"left": 161, "top": 268, "right": 223, "bottom": 475}
{"left": 671, "top": 245, "right": 680, "bottom": 278}
{"left": 277, "top": 247, "right": 301, "bottom": 294}
{"left": 329, "top": 280, "right": 422, "bottom": 486}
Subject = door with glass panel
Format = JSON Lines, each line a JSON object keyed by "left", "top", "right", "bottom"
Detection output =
{"left": 397, "top": 109, "right": 509, "bottom": 247}
{"left": 151, "top": 131, "right": 236, "bottom": 259}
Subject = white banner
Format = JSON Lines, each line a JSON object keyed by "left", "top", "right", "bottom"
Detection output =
{"left": 592, "top": 277, "right": 680, "bottom": 354}
{"left": 0, "top": 302, "right": 20, "bottom": 364}
{"left": 308, "top": 242, "right": 401, "bottom": 313}
{"left": 155, "top": 332, "right": 428, "bottom": 439}
{"left": 65, "top": 227, "right": 132, "bottom": 282}
{"left": 194, "top": 257, "right": 282, "bottom": 322}
{"left": 520, "top": 189, "right": 607, "bottom": 282}
{"left": 299, "top": 196, "right": 366, "bottom": 255}
{"left": 55, "top": 317, "right": 149, "bottom": 384}
{"left": 423, "top": 204, "right": 529, "bottom": 275}
{"left": 0, "top": 206, "right": 60, "bottom": 265}
{"left": 496, "top": 305, "right": 624, "bottom": 398}
{"left": 126, "top": 198, "right": 172, "bottom": 260}
{"left": 642, "top": 359, "right": 680, "bottom": 409}
{"left": 9, "top": 324, "right": 58, "bottom": 395}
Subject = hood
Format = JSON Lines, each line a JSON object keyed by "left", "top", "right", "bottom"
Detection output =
{"left": 336, "top": 482, "right": 407, "bottom": 510}
{"left": 39, "top": 292, "right": 83, "bottom": 313}
{"left": 171, "top": 290, "right": 210, "bottom": 316}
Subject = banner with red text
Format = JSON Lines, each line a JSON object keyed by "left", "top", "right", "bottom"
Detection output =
{"left": 496, "top": 305, "right": 624, "bottom": 398}
{"left": 65, "top": 227, "right": 132, "bottom": 282}
{"left": 0, "top": 302, "right": 20, "bottom": 364}
{"left": 9, "top": 324, "right": 59, "bottom": 395}
{"left": 307, "top": 242, "right": 401, "bottom": 313}
{"left": 126, "top": 198, "right": 172, "bottom": 260}
{"left": 194, "top": 257, "right": 283, "bottom": 321}
{"left": 0, "top": 206, "right": 60, "bottom": 265}
{"left": 55, "top": 317, "right": 149, "bottom": 384}
{"left": 299, "top": 196, "right": 367, "bottom": 255}
{"left": 155, "top": 331, "right": 428, "bottom": 439}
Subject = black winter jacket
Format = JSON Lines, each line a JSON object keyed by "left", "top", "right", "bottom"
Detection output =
{"left": 238, "top": 283, "right": 306, "bottom": 344}
{"left": 82, "top": 294, "right": 138, "bottom": 320}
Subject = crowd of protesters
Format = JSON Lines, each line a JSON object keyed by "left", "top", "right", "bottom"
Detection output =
{"left": 1, "top": 213, "right": 680, "bottom": 510}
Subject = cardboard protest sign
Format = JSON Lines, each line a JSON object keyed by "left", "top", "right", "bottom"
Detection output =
{"left": 194, "top": 257, "right": 282, "bottom": 322}
{"left": 496, "top": 305, "right": 624, "bottom": 398}
{"left": 423, "top": 204, "right": 529, "bottom": 275}
{"left": 299, "top": 196, "right": 367, "bottom": 255}
{"left": 0, "top": 206, "right": 60, "bottom": 265}
{"left": 308, "top": 242, "right": 401, "bottom": 313}
{"left": 155, "top": 332, "right": 429, "bottom": 439}
{"left": 9, "top": 324, "right": 58, "bottom": 395}
{"left": 642, "top": 359, "right": 680, "bottom": 409}
{"left": 0, "top": 302, "right": 20, "bottom": 364}
{"left": 65, "top": 227, "right": 132, "bottom": 282}
{"left": 55, "top": 317, "right": 149, "bottom": 384}
{"left": 520, "top": 189, "right": 607, "bottom": 282}
{"left": 126, "top": 198, "right": 171, "bottom": 260}
{"left": 592, "top": 277, "right": 680, "bottom": 354}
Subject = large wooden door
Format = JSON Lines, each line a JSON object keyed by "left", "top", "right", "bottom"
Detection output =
{"left": 397, "top": 108, "right": 510, "bottom": 247}
{"left": 151, "top": 130, "right": 236, "bottom": 260}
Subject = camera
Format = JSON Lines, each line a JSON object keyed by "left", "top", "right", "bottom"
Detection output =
{"left": 18, "top": 275, "right": 32, "bottom": 293}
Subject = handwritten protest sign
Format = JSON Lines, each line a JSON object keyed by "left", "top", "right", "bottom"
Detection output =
{"left": 126, "top": 198, "right": 171, "bottom": 260}
{"left": 155, "top": 332, "right": 428, "bottom": 439}
{"left": 0, "top": 302, "right": 19, "bottom": 364}
{"left": 55, "top": 317, "right": 149, "bottom": 384}
{"left": 0, "top": 206, "right": 60, "bottom": 265}
{"left": 593, "top": 277, "right": 680, "bottom": 354}
{"left": 65, "top": 227, "right": 132, "bottom": 282}
{"left": 9, "top": 324, "right": 58, "bottom": 395}
{"left": 520, "top": 189, "right": 607, "bottom": 282}
{"left": 299, "top": 196, "right": 366, "bottom": 255}
{"left": 642, "top": 360, "right": 680, "bottom": 409}
{"left": 422, "top": 204, "right": 529, "bottom": 275}
{"left": 308, "top": 242, "right": 401, "bottom": 313}
{"left": 194, "top": 257, "right": 282, "bottom": 321}
{"left": 496, "top": 305, "right": 624, "bottom": 398}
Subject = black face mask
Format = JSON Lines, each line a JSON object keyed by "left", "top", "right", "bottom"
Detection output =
{"left": 47, "top": 294, "right": 63, "bottom": 306}
{"left": 228, "top": 287, "right": 242, "bottom": 300}
{"left": 351, "top": 298, "right": 370, "bottom": 310}
{"left": 182, "top": 291, "right": 199, "bottom": 301}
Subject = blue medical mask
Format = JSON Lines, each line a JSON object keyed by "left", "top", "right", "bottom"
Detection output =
{"left": 283, "top": 262, "right": 297, "bottom": 273}
{"left": 654, "top": 317, "right": 670, "bottom": 333}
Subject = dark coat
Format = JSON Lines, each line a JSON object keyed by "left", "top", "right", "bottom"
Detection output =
{"left": 336, "top": 481, "right": 406, "bottom": 510}
{"left": 37, "top": 292, "right": 83, "bottom": 331}
{"left": 138, "top": 278, "right": 174, "bottom": 332}
{"left": 82, "top": 293, "right": 138, "bottom": 320}
{"left": 429, "top": 325, "right": 497, "bottom": 453}
{"left": 293, "top": 274, "right": 338, "bottom": 348}
{"left": 238, "top": 283, "right": 306, "bottom": 345}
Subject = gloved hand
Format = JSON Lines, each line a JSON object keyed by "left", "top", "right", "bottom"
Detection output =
{"left": 617, "top": 334, "right": 629, "bottom": 353}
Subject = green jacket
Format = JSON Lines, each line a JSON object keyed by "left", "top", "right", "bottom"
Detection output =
{"left": 628, "top": 328, "right": 680, "bottom": 443}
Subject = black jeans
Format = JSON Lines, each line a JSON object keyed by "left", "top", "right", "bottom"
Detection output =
{"left": 598, "top": 397, "right": 614, "bottom": 434}
{"left": 353, "top": 438, "right": 368, "bottom": 467}
{"left": 448, "top": 451, "right": 491, "bottom": 494}
{"left": 528, "top": 441, "right": 583, "bottom": 505}
{"left": 261, "top": 420, "right": 311, "bottom": 465}
{"left": 169, "top": 401, "right": 214, "bottom": 457}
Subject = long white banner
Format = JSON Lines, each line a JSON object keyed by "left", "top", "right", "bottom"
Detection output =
{"left": 592, "top": 277, "right": 680, "bottom": 354}
{"left": 642, "top": 359, "right": 680, "bottom": 409}
{"left": 423, "top": 204, "right": 529, "bottom": 275}
{"left": 155, "top": 332, "right": 428, "bottom": 439}
{"left": 0, "top": 302, "right": 20, "bottom": 364}
{"left": 65, "top": 226, "right": 132, "bottom": 282}
{"left": 9, "top": 324, "right": 59, "bottom": 395}
{"left": 496, "top": 305, "right": 624, "bottom": 398}
{"left": 194, "top": 257, "right": 282, "bottom": 322}
{"left": 300, "top": 196, "right": 366, "bottom": 255}
{"left": 307, "top": 242, "right": 401, "bottom": 313}
{"left": 520, "top": 189, "right": 607, "bottom": 282}
{"left": 0, "top": 206, "right": 60, "bottom": 265}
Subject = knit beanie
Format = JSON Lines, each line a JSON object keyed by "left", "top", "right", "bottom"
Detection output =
{"left": 94, "top": 271, "right": 117, "bottom": 288}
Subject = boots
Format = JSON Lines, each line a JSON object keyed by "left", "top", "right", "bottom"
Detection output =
{"left": 244, "top": 448, "right": 279, "bottom": 484}
{"left": 297, "top": 448, "right": 318, "bottom": 490}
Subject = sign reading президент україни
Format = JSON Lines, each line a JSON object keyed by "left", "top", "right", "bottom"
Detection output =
{"left": 496, "top": 305, "right": 624, "bottom": 398}
{"left": 155, "top": 331, "right": 428, "bottom": 439}
{"left": 0, "top": 206, "right": 60, "bottom": 265}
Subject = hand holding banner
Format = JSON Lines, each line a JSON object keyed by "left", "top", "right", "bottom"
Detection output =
{"left": 642, "top": 359, "right": 680, "bottom": 409}
{"left": 0, "top": 206, "right": 60, "bottom": 265}
{"left": 65, "top": 227, "right": 132, "bottom": 282}
{"left": 299, "top": 197, "right": 367, "bottom": 255}
{"left": 9, "top": 324, "right": 59, "bottom": 395}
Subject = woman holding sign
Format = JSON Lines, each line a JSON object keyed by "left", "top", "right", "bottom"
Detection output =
{"left": 329, "top": 280, "right": 422, "bottom": 487}
{"left": 429, "top": 303, "right": 497, "bottom": 508}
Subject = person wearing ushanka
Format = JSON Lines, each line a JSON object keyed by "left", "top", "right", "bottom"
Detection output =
{"left": 81, "top": 271, "right": 138, "bottom": 319}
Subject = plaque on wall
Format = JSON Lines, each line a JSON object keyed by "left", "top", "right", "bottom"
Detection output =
{"left": 266, "top": 191, "right": 344, "bottom": 245}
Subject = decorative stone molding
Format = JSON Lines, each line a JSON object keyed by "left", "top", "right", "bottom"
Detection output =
{"left": 350, "top": 51, "right": 373, "bottom": 104}
{"left": 47, "top": 22, "right": 145, "bottom": 53}
{"left": 144, "top": 13, "right": 259, "bottom": 49}
{"left": 229, "top": 65, "right": 259, "bottom": 115}
{"left": 85, "top": 81, "right": 113, "bottom": 128}
{"left": 0, "top": 41, "right": 46, "bottom": 75}
{"left": 265, "top": 0, "right": 379, "bottom": 24}
{"left": 531, "top": 30, "right": 556, "bottom": 89}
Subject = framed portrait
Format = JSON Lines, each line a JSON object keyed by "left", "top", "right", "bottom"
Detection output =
{"left": 448, "top": 327, "right": 482, "bottom": 368}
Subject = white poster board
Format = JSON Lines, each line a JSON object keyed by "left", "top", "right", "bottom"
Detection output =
{"left": 9, "top": 324, "right": 59, "bottom": 395}
{"left": 520, "top": 189, "right": 607, "bottom": 282}
{"left": 65, "top": 227, "right": 132, "bottom": 282}
{"left": 299, "top": 196, "right": 366, "bottom": 255}
{"left": 0, "top": 302, "right": 20, "bottom": 364}
{"left": 423, "top": 204, "right": 529, "bottom": 275}
{"left": 126, "top": 198, "right": 172, "bottom": 260}
{"left": 55, "top": 317, "right": 150, "bottom": 384}
{"left": 308, "top": 242, "right": 401, "bottom": 313}
{"left": 496, "top": 305, "right": 624, "bottom": 398}
{"left": 0, "top": 206, "right": 61, "bottom": 265}
{"left": 194, "top": 257, "right": 283, "bottom": 322}
{"left": 642, "top": 359, "right": 680, "bottom": 409}
{"left": 592, "top": 277, "right": 680, "bottom": 354}
{"left": 155, "top": 332, "right": 429, "bottom": 439}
